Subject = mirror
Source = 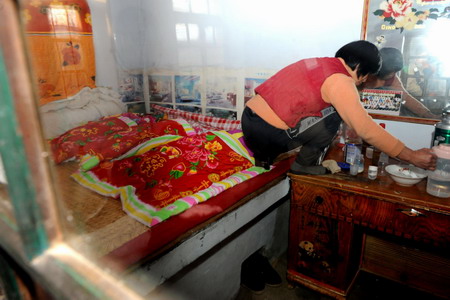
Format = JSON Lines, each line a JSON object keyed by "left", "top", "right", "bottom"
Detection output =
{"left": 361, "top": 0, "right": 450, "bottom": 124}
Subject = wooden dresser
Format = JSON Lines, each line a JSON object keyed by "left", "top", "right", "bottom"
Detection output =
{"left": 287, "top": 145, "right": 450, "bottom": 299}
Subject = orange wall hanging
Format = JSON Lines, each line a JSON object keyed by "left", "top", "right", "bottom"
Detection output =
{"left": 22, "top": 0, "right": 96, "bottom": 105}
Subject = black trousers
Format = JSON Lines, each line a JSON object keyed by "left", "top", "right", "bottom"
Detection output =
{"left": 241, "top": 106, "right": 342, "bottom": 167}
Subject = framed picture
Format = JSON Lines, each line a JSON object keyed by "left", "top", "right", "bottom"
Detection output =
{"left": 244, "top": 78, "right": 265, "bottom": 104}
{"left": 119, "top": 74, "right": 144, "bottom": 103}
{"left": 206, "top": 76, "right": 237, "bottom": 109}
{"left": 149, "top": 75, "right": 173, "bottom": 103}
{"left": 175, "top": 75, "right": 201, "bottom": 104}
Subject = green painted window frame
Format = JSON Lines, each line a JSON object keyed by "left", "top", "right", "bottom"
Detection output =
{"left": 0, "top": 48, "right": 48, "bottom": 260}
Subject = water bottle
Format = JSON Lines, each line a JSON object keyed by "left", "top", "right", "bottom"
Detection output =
{"left": 344, "top": 124, "right": 362, "bottom": 164}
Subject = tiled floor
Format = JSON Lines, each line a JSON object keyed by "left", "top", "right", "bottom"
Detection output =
{"left": 234, "top": 252, "right": 446, "bottom": 300}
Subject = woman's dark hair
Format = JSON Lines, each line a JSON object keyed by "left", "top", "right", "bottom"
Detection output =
{"left": 377, "top": 47, "right": 404, "bottom": 78}
{"left": 335, "top": 40, "right": 381, "bottom": 77}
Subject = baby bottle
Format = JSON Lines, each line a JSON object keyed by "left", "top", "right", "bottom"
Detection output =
{"left": 426, "top": 144, "right": 450, "bottom": 198}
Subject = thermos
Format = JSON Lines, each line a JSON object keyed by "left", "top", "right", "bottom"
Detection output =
{"left": 433, "top": 107, "right": 450, "bottom": 146}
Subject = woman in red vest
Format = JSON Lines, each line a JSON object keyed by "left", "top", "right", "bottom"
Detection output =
{"left": 241, "top": 40, "right": 436, "bottom": 174}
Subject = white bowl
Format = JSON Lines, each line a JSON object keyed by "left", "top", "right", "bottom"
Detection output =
{"left": 385, "top": 164, "right": 428, "bottom": 186}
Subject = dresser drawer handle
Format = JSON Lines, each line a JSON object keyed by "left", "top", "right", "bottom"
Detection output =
{"left": 315, "top": 196, "right": 324, "bottom": 204}
{"left": 396, "top": 208, "right": 426, "bottom": 217}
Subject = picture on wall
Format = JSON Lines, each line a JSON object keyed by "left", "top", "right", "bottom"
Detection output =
{"left": 119, "top": 74, "right": 144, "bottom": 103}
{"left": 175, "top": 75, "right": 201, "bottom": 104}
{"left": 149, "top": 75, "right": 173, "bottom": 103}
{"left": 206, "top": 108, "right": 237, "bottom": 120}
{"left": 206, "top": 76, "right": 237, "bottom": 109}
{"left": 176, "top": 105, "right": 202, "bottom": 114}
{"left": 244, "top": 78, "right": 266, "bottom": 104}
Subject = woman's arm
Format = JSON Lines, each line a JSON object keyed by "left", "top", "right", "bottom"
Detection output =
{"left": 322, "top": 74, "right": 403, "bottom": 156}
{"left": 322, "top": 74, "right": 437, "bottom": 170}
{"left": 390, "top": 76, "right": 440, "bottom": 118}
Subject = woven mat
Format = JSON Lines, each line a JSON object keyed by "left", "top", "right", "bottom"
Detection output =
{"left": 53, "top": 161, "right": 148, "bottom": 257}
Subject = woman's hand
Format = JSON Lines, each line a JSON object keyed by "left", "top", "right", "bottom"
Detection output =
{"left": 397, "top": 147, "right": 437, "bottom": 170}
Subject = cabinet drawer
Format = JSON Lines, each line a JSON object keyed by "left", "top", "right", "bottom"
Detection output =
{"left": 290, "top": 181, "right": 450, "bottom": 247}
{"left": 352, "top": 194, "right": 450, "bottom": 247}
{"left": 291, "top": 181, "right": 354, "bottom": 220}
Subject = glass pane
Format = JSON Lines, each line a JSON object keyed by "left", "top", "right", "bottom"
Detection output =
{"left": 0, "top": 154, "right": 16, "bottom": 230}
{"left": 19, "top": 0, "right": 147, "bottom": 258}
{"left": 362, "top": 0, "right": 450, "bottom": 120}
{"left": 13, "top": 0, "right": 388, "bottom": 299}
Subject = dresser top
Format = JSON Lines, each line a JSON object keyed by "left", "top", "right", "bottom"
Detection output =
{"left": 289, "top": 143, "right": 450, "bottom": 215}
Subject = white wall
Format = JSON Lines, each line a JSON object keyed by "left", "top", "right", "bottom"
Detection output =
{"left": 376, "top": 119, "right": 435, "bottom": 149}
{"left": 88, "top": 0, "right": 119, "bottom": 90}
{"left": 105, "top": 0, "right": 367, "bottom": 70}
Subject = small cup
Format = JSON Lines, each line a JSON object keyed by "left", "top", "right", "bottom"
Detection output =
{"left": 368, "top": 166, "right": 378, "bottom": 180}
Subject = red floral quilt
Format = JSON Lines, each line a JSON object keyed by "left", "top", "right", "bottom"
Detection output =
{"left": 50, "top": 113, "right": 195, "bottom": 170}
{"left": 72, "top": 130, "right": 264, "bottom": 227}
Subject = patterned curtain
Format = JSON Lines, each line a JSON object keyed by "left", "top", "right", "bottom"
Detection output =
{"left": 22, "top": 0, "right": 96, "bottom": 105}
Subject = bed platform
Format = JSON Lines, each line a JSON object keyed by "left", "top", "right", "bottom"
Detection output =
{"left": 110, "top": 157, "right": 292, "bottom": 299}
{"left": 55, "top": 155, "right": 293, "bottom": 300}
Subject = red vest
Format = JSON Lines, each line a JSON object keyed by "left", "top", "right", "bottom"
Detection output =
{"left": 255, "top": 57, "right": 351, "bottom": 128}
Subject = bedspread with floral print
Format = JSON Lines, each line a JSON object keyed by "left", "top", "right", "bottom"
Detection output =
{"left": 50, "top": 113, "right": 195, "bottom": 170}
{"left": 72, "top": 130, "right": 264, "bottom": 227}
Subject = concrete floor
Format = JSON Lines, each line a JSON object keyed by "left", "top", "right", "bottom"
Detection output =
{"left": 234, "top": 252, "right": 446, "bottom": 300}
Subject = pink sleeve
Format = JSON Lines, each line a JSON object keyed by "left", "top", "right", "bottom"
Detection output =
{"left": 322, "top": 74, "right": 405, "bottom": 157}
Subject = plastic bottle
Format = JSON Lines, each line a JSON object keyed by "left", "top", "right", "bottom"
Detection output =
{"left": 350, "top": 160, "right": 359, "bottom": 175}
{"left": 372, "top": 123, "right": 386, "bottom": 165}
{"left": 344, "top": 124, "right": 363, "bottom": 164}
{"left": 426, "top": 143, "right": 450, "bottom": 197}
{"left": 349, "top": 154, "right": 364, "bottom": 176}
{"left": 358, "top": 154, "right": 365, "bottom": 173}
{"left": 377, "top": 152, "right": 389, "bottom": 176}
